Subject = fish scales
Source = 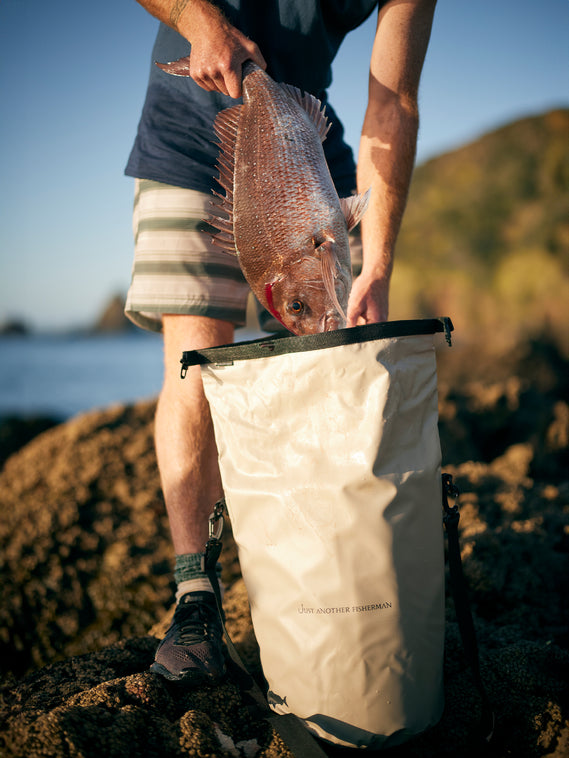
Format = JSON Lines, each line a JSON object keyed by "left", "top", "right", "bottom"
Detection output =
{"left": 233, "top": 71, "right": 339, "bottom": 259}
{"left": 156, "top": 56, "right": 370, "bottom": 333}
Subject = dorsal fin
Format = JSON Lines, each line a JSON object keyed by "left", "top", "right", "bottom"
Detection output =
{"left": 280, "top": 83, "right": 331, "bottom": 142}
{"left": 208, "top": 104, "right": 242, "bottom": 255}
{"left": 340, "top": 188, "right": 371, "bottom": 231}
{"left": 213, "top": 104, "right": 241, "bottom": 153}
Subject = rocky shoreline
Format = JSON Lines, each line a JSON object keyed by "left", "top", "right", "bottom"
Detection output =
{"left": 0, "top": 337, "right": 567, "bottom": 757}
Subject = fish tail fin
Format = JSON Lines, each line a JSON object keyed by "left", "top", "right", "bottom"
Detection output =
{"left": 320, "top": 244, "right": 347, "bottom": 323}
{"left": 155, "top": 56, "right": 192, "bottom": 76}
{"left": 157, "top": 56, "right": 260, "bottom": 84}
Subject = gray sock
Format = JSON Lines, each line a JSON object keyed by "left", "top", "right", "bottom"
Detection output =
{"left": 174, "top": 553, "right": 223, "bottom": 602}
{"left": 174, "top": 552, "right": 204, "bottom": 583}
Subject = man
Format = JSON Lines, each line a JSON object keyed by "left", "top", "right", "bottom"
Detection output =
{"left": 125, "top": 0, "right": 437, "bottom": 682}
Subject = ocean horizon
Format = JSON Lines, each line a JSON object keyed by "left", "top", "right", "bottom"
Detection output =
{"left": 0, "top": 329, "right": 263, "bottom": 420}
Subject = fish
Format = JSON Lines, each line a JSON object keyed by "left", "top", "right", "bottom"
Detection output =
{"left": 156, "top": 58, "right": 370, "bottom": 334}
{"left": 267, "top": 689, "right": 288, "bottom": 708}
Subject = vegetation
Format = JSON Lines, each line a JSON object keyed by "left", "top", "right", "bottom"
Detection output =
{"left": 390, "top": 109, "right": 569, "bottom": 353}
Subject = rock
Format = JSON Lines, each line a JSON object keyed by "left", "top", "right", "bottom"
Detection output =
{"left": 0, "top": 339, "right": 567, "bottom": 757}
{"left": 0, "top": 319, "right": 30, "bottom": 336}
{"left": 0, "top": 400, "right": 171, "bottom": 677}
{"left": 92, "top": 294, "right": 137, "bottom": 333}
{"left": 0, "top": 415, "right": 60, "bottom": 468}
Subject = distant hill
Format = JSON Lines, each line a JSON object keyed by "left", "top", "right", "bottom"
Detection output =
{"left": 390, "top": 108, "right": 569, "bottom": 351}
{"left": 92, "top": 293, "right": 136, "bottom": 333}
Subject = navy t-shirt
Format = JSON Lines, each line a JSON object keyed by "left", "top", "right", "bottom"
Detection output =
{"left": 125, "top": 0, "right": 381, "bottom": 197}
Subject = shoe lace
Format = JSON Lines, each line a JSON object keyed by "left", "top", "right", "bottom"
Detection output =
{"left": 174, "top": 602, "right": 218, "bottom": 645}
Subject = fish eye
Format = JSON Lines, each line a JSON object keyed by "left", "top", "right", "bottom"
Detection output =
{"left": 288, "top": 299, "right": 304, "bottom": 314}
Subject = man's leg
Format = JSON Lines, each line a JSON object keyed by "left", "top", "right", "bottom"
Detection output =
{"left": 152, "top": 313, "right": 234, "bottom": 682}
{"left": 155, "top": 314, "right": 233, "bottom": 554}
{"left": 124, "top": 180, "right": 248, "bottom": 681}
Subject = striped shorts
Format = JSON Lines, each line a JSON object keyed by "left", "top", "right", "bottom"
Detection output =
{"left": 125, "top": 179, "right": 249, "bottom": 332}
{"left": 125, "top": 178, "right": 363, "bottom": 333}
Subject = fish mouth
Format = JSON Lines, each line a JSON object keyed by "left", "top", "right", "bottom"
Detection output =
{"left": 320, "top": 312, "right": 345, "bottom": 332}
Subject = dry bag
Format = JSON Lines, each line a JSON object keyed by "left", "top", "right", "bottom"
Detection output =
{"left": 182, "top": 318, "right": 453, "bottom": 750}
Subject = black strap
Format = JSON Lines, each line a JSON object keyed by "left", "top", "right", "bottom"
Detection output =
{"left": 181, "top": 317, "right": 454, "bottom": 372}
{"left": 442, "top": 474, "right": 496, "bottom": 744}
{"left": 202, "top": 500, "right": 328, "bottom": 758}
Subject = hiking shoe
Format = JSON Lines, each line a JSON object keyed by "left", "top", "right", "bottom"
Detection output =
{"left": 150, "top": 591, "right": 226, "bottom": 682}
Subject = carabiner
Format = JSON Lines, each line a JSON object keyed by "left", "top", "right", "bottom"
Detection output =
{"left": 208, "top": 498, "right": 226, "bottom": 541}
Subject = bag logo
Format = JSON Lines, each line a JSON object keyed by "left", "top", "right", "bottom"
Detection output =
{"left": 267, "top": 690, "right": 288, "bottom": 707}
{"left": 298, "top": 601, "right": 393, "bottom": 615}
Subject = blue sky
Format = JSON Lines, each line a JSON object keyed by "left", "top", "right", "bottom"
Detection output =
{"left": 1, "top": 0, "right": 567, "bottom": 331}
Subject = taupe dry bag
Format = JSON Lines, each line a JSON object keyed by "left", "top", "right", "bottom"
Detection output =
{"left": 182, "top": 318, "right": 454, "bottom": 750}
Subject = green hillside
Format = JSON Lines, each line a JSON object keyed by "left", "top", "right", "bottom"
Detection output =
{"left": 390, "top": 108, "right": 569, "bottom": 351}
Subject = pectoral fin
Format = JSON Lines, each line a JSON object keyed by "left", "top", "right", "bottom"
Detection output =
{"left": 340, "top": 189, "right": 371, "bottom": 231}
{"left": 317, "top": 241, "right": 347, "bottom": 322}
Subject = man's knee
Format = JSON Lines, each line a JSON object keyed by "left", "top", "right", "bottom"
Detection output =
{"left": 161, "top": 314, "right": 234, "bottom": 385}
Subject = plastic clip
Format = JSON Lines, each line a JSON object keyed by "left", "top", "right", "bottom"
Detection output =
{"left": 443, "top": 317, "right": 453, "bottom": 347}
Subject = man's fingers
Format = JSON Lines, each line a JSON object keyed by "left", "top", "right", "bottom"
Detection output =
{"left": 191, "top": 62, "right": 242, "bottom": 98}
{"left": 189, "top": 61, "right": 230, "bottom": 96}
{"left": 224, "top": 67, "right": 243, "bottom": 99}
{"left": 187, "top": 31, "right": 266, "bottom": 99}
{"left": 250, "top": 46, "right": 267, "bottom": 71}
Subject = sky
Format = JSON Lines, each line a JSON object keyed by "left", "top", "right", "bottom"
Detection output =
{"left": 1, "top": 0, "right": 567, "bottom": 332}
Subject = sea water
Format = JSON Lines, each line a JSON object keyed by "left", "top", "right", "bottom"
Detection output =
{"left": 0, "top": 328, "right": 262, "bottom": 420}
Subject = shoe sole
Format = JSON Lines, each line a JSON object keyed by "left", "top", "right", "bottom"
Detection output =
{"left": 150, "top": 661, "right": 225, "bottom": 684}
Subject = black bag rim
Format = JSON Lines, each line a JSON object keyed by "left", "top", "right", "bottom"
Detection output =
{"left": 181, "top": 317, "right": 453, "bottom": 368}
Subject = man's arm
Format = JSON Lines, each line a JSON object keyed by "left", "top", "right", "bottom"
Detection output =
{"left": 135, "top": 0, "right": 266, "bottom": 98}
{"left": 347, "top": 0, "right": 437, "bottom": 326}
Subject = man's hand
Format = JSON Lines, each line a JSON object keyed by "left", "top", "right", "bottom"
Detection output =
{"left": 182, "top": 1, "right": 266, "bottom": 98}
{"left": 347, "top": 270, "right": 390, "bottom": 326}
{"left": 137, "top": 0, "right": 266, "bottom": 98}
